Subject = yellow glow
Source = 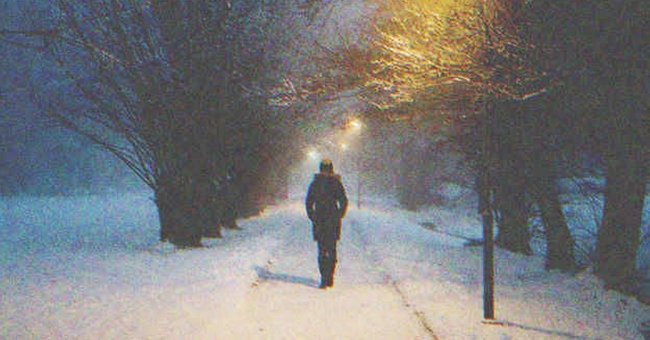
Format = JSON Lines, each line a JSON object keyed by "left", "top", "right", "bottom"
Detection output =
{"left": 340, "top": 142, "right": 349, "bottom": 151}
{"left": 348, "top": 118, "right": 363, "bottom": 132}
{"left": 368, "top": 0, "right": 530, "bottom": 108}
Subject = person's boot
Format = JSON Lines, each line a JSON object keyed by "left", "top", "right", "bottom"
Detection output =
{"left": 319, "top": 277, "right": 329, "bottom": 289}
{"left": 328, "top": 261, "right": 337, "bottom": 287}
{"left": 318, "top": 264, "right": 328, "bottom": 289}
{"left": 320, "top": 268, "right": 332, "bottom": 289}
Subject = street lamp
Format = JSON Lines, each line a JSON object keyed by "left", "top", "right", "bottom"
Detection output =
{"left": 348, "top": 118, "right": 364, "bottom": 208}
{"left": 307, "top": 148, "right": 320, "bottom": 161}
{"left": 348, "top": 117, "right": 363, "bottom": 133}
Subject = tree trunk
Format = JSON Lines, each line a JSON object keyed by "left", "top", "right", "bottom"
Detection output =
{"left": 397, "top": 136, "right": 430, "bottom": 210}
{"left": 531, "top": 175, "right": 577, "bottom": 272}
{"left": 494, "top": 174, "right": 532, "bottom": 255}
{"left": 397, "top": 141, "right": 413, "bottom": 209}
{"left": 155, "top": 179, "right": 203, "bottom": 248}
{"left": 596, "top": 145, "right": 646, "bottom": 293}
{"left": 491, "top": 101, "right": 532, "bottom": 255}
{"left": 199, "top": 176, "right": 223, "bottom": 238}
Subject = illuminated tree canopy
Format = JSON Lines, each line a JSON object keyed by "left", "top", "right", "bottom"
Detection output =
{"left": 365, "top": 0, "right": 541, "bottom": 112}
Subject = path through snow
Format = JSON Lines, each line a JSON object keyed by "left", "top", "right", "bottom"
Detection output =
{"left": 1, "top": 194, "right": 649, "bottom": 339}
{"left": 237, "top": 205, "right": 433, "bottom": 339}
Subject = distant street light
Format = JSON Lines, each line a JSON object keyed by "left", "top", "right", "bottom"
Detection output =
{"left": 307, "top": 148, "right": 320, "bottom": 161}
{"left": 348, "top": 118, "right": 363, "bottom": 132}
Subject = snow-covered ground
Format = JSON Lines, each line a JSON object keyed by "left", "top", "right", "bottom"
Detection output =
{"left": 1, "top": 192, "right": 649, "bottom": 339}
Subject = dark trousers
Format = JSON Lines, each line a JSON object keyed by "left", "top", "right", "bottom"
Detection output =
{"left": 317, "top": 239, "right": 338, "bottom": 285}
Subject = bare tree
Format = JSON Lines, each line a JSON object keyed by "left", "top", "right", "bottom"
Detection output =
{"left": 527, "top": 0, "right": 649, "bottom": 293}
{"left": 339, "top": 0, "right": 577, "bottom": 270}
{"left": 2, "top": 0, "right": 340, "bottom": 248}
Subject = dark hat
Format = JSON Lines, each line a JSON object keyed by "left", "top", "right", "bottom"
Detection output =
{"left": 319, "top": 158, "right": 334, "bottom": 173}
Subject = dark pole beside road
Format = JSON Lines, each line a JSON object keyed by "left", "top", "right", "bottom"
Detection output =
{"left": 479, "top": 105, "right": 495, "bottom": 321}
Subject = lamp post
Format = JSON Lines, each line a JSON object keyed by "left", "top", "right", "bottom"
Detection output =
{"left": 338, "top": 140, "right": 361, "bottom": 208}
{"left": 480, "top": 102, "right": 495, "bottom": 321}
{"left": 345, "top": 118, "right": 363, "bottom": 209}
{"left": 356, "top": 155, "right": 362, "bottom": 209}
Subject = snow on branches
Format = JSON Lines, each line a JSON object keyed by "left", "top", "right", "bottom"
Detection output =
{"left": 364, "top": 0, "right": 545, "bottom": 113}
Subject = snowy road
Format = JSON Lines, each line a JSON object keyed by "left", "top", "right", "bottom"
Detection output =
{"left": 2, "top": 194, "right": 649, "bottom": 339}
{"left": 185, "top": 203, "right": 436, "bottom": 339}
{"left": 235, "top": 206, "right": 435, "bottom": 340}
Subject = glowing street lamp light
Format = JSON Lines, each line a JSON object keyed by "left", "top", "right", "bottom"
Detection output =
{"left": 307, "top": 149, "right": 320, "bottom": 160}
{"left": 348, "top": 118, "right": 363, "bottom": 132}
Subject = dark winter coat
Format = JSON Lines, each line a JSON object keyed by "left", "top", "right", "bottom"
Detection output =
{"left": 305, "top": 172, "right": 348, "bottom": 242}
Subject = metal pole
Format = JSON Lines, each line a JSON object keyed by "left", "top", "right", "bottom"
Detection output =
{"left": 479, "top": 0, "right": 495, "bottom": 316}
{"left": 482, "top": 200, "right": 495, "bottom": 319}
{"left": 480, "top": 104, "right": 495, "bottom": 320}
{"left": 357, "top": 155, "right": 362, "bottom": 209}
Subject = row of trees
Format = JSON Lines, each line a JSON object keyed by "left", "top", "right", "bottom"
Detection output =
{"left": 2, "top": 0, "right": 340, "bottom": 247}
{"left": 3, "top": 0, "right": 647, "bottom": 297}
{"left": 343, "top": 0, "right": 648, "bottom": 296}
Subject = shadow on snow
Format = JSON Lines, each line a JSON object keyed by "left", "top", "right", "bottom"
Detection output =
{"left": 254, "top": 265, "right": 320, "bottom": 288}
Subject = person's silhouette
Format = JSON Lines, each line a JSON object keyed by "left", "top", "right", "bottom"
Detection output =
{"left": 305, "top": 159, "right": 348, "bottom": 289}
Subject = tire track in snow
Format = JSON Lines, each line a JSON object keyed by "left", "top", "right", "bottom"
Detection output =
{"left": 349, "top": 214, "right": 439, "bottom": 340}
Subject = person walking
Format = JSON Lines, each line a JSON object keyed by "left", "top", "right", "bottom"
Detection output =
{"left": 306, "top": 159, "right": 348, "bottom": 289}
